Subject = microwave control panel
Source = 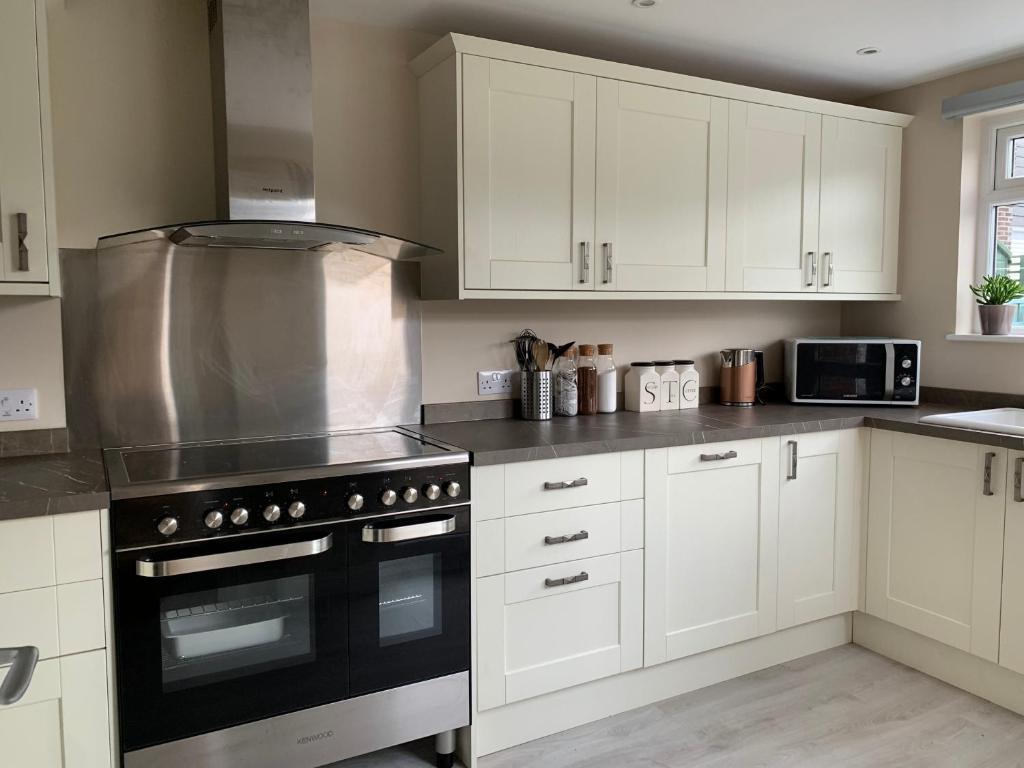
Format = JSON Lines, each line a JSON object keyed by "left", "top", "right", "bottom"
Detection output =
{"left": 891, "top": 343, "right": 920, "bottom": 401}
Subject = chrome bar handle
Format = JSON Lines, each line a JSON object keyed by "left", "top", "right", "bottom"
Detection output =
{"left": 137, "top": 533, "right": 333, "bottom": 577}
{"left": 0, "top": 646, "right": 39, "bottom": 705}
{"left": 786, "top": 440, "right": 798, "bottom": 480}
{"left": 16, "top": 213, "right": 28, "bottom": 271}
{"left": 544, "top": 530, "right": 589, "bottom": 546}
{"left": 579, "top": 241, "right": 591, "bottom": 284}
{"left": 983, "top": 452, "right": 996, "bottom": 497}
{"left": 544, "top": 477, "right": 589, "bottom": 491}
{"left": 363, "top": 515, "right": 456, "bottom": 544}
{"left": 544, "top": 571, "right": 589, "bottom": 588}
{"left": 805, "top": 251, "right": 816, "bottom": 287}
{"left": 602, "top": 242, "right": 613, "bottom": 284}
{"left": 700, "top": 450, "right": 738, "bottom": 462}
{"left": 1015, "top": 457, "right": 1023, "bottom": 503}
{"left": 823, "top": 251, "right": 834, "bottom": 287}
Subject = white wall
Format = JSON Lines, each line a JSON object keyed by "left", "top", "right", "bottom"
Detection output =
{"left": 0, "top": 298, "right": 65, "bottom": 432}
{"left": 843, "top": 56, "right": 1024, "bottom": 394}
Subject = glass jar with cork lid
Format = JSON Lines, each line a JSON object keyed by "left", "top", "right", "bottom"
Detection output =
{"left": 577, "top": 344, "right": 598, "bottom": 415}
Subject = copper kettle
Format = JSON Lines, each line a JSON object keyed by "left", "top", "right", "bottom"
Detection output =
{"left": 720, "top": 349, "right": 765, "bottom": 406}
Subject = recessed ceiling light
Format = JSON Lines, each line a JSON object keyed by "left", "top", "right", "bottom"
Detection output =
{"left": 632, "top": 0, "right": 658, "bottom": 7}
{"left": 856, "top": 46, "right": 880, "bottom": 56}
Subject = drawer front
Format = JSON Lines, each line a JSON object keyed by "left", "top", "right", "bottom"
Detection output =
{"left": 505, "top": 453, "right": 622, "bottom": 515}
{"left": 0, "top": 587, "right": 59, "bottom": 659}
{"left": 504, "top": 503, "right": 621, "bottom": 572}
{"left": 505, "top": 553, "right": 620, "bottom": 604}
{"left": 667, "top": 438, "right": 763, "bottom": 475}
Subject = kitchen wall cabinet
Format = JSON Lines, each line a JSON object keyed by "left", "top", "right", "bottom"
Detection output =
{"left": 866, "top": 431, "right": 1006, "bottom": 662}
{"left": 644, "top": 438, "right": 780, "bottom": 666}
{"left": 999, "top": 450, "right": 1024, "bottom": 675}
{"left": 414, "top": 33, "right": 910, "bottom": 301}
{"left": 0, "top": 0, "right": 58, "bottom": 294}
{"left": 777, "top": 430, "right": 863, "bottom": 630}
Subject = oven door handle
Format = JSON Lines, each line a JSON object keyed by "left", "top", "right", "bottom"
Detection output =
{"left": 135, "top": 533, "right": 334, "bottom": 577}
{"left": 362, "top": 515, "right": 456, "bottom": 544}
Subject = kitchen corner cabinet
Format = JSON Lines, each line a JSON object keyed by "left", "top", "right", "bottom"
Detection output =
{"left": 0, "top": 0, "right": 59, "bottom": 295}
{"left": 866, "top": 431, "right": 1006, "bottom": 661}
{"left": 414, "top": 33, "right": 910, "bottom": 301}
{"left": 999, "top": 450, "right": 1024, "bottom": 675}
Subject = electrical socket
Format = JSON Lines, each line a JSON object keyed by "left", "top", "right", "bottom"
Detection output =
{"left": 0, "top": 389, "right": 38, "bottom": 421}
{"left": 477, "top": 370, "right": 515, "bottom": 396}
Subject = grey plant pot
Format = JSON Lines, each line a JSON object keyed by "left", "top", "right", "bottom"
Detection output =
{"left": 979, "top": 303, "right": 1016, "bottom": 335}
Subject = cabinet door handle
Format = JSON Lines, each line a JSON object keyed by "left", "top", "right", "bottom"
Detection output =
{"left": 16, "top": 213, "right": 28, "bottom": 271}
{"left": 823, "top": 251, "right": 834, "bottom": 287}
{"left": 544, "top": 477, "right": 588, "bottom": 491}
{"left": 786, "top": 440, "right": 798, "bottom": 480}
{"left": 544, "top": 530, "right": 589, "bottom": 545}
{"left": 544, "top": 571, "right": 589, "bottom": 588}
{"left": 983, "top": 452, "right": 996, "bottom": 496}
{"left": 579, "top": 241, "right": 591, "bottom": 284}
{"left": 1015, "top": 457, "right": 1023, "bottom": 503}
{"left": 603, "top": 242, "right": 613, "bottom": 284}
{"left": 805, "top": 251, "right": 816, "bottom": 287}
{"left": 700, "top": 450, "right": 738, "bottom": 462}
{"left": 0, "top": 646, "right": 39, "bottom": 705}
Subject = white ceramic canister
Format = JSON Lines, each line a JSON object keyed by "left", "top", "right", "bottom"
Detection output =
{"left": 625, "top": 362, "right": 661, "bottom": 412}
{"left": 654, "top": 361, "right": 679, "bottom": 410}
{"left": 675, "top": 359, "right": 700, "bottom": 410}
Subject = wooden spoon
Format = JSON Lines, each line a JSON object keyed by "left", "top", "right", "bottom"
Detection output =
{"left": 532, "top": 338, "right": 550, "bottom": 371}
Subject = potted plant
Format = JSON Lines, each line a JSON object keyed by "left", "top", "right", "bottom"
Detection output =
{"left": 970, "top": 275, "right": 1024, "bottom": 335}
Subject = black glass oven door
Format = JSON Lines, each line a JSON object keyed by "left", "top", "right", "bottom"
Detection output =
{"left": 795, "top": 342, "right": 887, "bottom": 401}
{"left": 113, "top": 524, "right": 348, "bottom": 752}
{"left": 347, "top": 508, "right": 470, "bottom": 696}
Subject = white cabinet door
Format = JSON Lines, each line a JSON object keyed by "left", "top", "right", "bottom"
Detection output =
{"left": 1000, "top": 451, "right": 1024, "bottom": 675}
{"left": 477, "top": 551, "right": 642, "bottom": 710}
{"left": 463, "top": 56, "right": 596, "bottom": 291}
{"left": 777, "top": 430, "right": 863, "bottom": 630}
{"left": 819, "top": 117, "right": 901, "bottom": 294}
{"left": 644, "top": 439, "right": 779, "bottom": 666}
{"left": 866, "top": 431, "right": 1006, "bottom": 661}
{"left": 594, "top": 80, "right": 727, "bottom": 292}
{"left": 725, "top": 103, "right": 820, "bottom": 293}
{"left": 0, "top": 0, "right": 50, "bottom": 283}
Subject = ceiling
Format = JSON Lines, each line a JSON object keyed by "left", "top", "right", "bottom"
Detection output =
{"left": 311, "top": 0, "right": 1024, "bottom": 101}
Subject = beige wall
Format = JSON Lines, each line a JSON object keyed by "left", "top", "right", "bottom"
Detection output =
{"left": 843, "top": 56, "right": 1024, "bottom": 394}
{"left": 0, "top": 298, "right": 66, "bottom": 432}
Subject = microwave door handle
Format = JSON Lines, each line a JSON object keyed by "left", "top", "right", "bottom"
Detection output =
{"left": 884, "top": 343, "right": 895, "bottom": 401}
{"left": 135, "top": 533, "right": 333, "bottom": 577}
{"left": 362, "top": 515, "right": 456, "bottom": 544}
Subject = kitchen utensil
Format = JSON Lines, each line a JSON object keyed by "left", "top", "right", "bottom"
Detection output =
{"left": 510, "top": 329, "right": 539, "bottom": 371}
{"left": 521, "top": 371, "right": 552, "bottom": 420}
{"left": 720, "top": 349, "right": 765, "bottom": 406}
{"left": 533, "top": 339, "right": 550, "bottom": 372}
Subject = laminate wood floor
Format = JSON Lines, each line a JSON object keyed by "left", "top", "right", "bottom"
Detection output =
{"left": 334, "top": 644, "right": 1024, "bottom": 768}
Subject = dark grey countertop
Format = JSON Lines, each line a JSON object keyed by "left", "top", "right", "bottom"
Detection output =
{"left": 404, "top": 402, "right": 1024, "bottom": 466}
{"left": 0, "top": 450, "right": 110, "bottom": 521}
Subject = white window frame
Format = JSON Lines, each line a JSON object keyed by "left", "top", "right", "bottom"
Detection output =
{"left": 975, "top": 109, "right": 1024, "bottom": 292}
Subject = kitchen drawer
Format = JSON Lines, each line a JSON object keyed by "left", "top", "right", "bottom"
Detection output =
{"left": 505, "top": 552, "right": 621, "bottom": 603}
{"left": 505, "top": 453, "right": 622, "bottom": 515}
{"left": 504, "top": 503, "right": 621, "bottom": 572}
{"left": 0, "top": 587, "right": 59, "bottom": 659}
{"left": 667, "top": 438, "right": 763, "bottom": 474}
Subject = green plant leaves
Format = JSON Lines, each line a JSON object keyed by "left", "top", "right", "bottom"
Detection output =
{"left": 970, "top": 274, "right": 1024, "bottom": 305}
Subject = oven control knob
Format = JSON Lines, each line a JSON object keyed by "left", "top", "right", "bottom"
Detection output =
{"left": 901, "top": 358, "right": 913, "bottom": 369}
{"left": 900, "top": 376, "right": 913, "bottom": 387}
{"left": 157, "top": 517, "right": 178, "bottom": 537}
{"left": 424, "top": 483, "right": 441, "bottom": 501}
{"left": 263, "top": 504, "right": 281, "bottom": 522}
{"left": 204, "top": 510, "right": 224, "bottom": 529}
{"left": 347, "top": 493, "right": 364, "bottom": 511}
{"left": 380, "top": 488, "right": 397, "bottom": 506}
{"left": 230, "top": 507, "right": 249, "bottom": 526}
{"left": 288, "top": 501, "right": 306, "bottom": 519}
{"left": 444, "top": 481, "right": 462, "bottom": 499}
{"left": 402, "top": 486, "right": 419, "bottom": 504}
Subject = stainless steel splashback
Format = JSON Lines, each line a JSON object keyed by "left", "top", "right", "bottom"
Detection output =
{"left": 60, "top": 233, "right": 422, "bottom": 449}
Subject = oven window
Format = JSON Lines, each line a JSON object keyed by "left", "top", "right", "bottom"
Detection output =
{"left": 378, "top": 554, "right": 442, "bottom": 647}
{"left": 159, "top": 574, "right": 314, "bottom": 690}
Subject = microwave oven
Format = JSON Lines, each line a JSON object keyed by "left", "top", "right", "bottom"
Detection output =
{"left": 784, "top": 338, "right": 921, "bottom": 405}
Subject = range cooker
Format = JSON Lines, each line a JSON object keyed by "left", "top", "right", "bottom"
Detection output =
{"left": 107, "top": 429, "right": 470, "bottom": 768}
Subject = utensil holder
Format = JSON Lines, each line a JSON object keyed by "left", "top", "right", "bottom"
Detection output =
{"left": 521, "top": 371, "right": 552, "bottom": 420}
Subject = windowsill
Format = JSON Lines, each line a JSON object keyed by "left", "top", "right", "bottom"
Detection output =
{"left": 946, "top": 333, "right": 1024, "bottom": 343}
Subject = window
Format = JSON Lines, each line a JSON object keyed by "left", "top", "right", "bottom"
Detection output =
{"left": 977, "top": 111, "right": 1024, "bottom": 331}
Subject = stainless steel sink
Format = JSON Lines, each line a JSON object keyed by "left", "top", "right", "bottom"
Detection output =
{"left": 920, "top": 408, "right": 1024, "bottom": 436}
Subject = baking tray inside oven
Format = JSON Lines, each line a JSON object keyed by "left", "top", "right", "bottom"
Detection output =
{"left": 161, "top": 594, "right": 302, "bottom": 659}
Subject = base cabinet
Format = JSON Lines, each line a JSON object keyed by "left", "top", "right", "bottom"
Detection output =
{"left": 866, "top": 431, "right": 1006, "bottom": 661}
{"left": 1000, "top": 450, "right": 1024, "bottom": 675}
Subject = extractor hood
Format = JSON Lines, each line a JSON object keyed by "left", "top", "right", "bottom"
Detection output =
{"left": 99, "top": 0, "right": 436, "bottom": 260}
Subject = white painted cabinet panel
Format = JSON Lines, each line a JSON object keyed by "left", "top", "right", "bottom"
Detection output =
{"left": 726, "top": 103, "right": 821, "bottom": 293}
{"left": 463, "top": 56, "right": 596, "bottom": 290}
{"left": 0, "top": 517, "right": 56, "bottom": 593}
{"left": 503, "top": 502, "right": 621, "bottom": 572}
{"left": 0, "top": 699, "right": 63, "bottom": 768}
{"left": 999, "top": 450, "right": 1024, "bottom": 675}
{"left": 818, "top": 117, "right": 901, "bottom": 294}
{"left": 644, "top": 438, "right": 780, "bottom": 666}
{"left": 777, "top": 430, "right": 863, "bottom": 630}
{"left": 59, "top": 650, "right": 112, "bottom": 768}
{"left": 594, "top": 80, "right": 727, "bottom": 291}
{"left": 866, "top": 431, "right": 1006, "bottom": 662}
{"left": 504, "top": 453, "right": 623, "bottom": 516}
